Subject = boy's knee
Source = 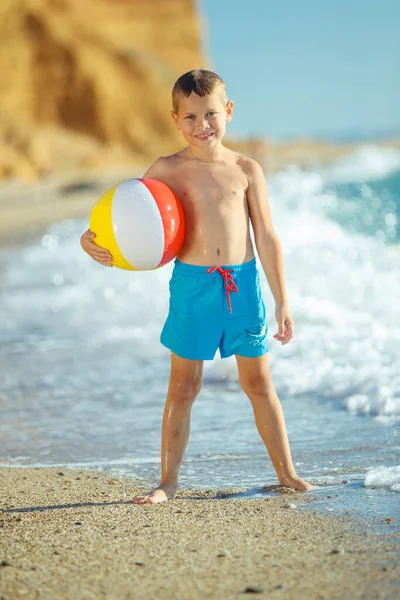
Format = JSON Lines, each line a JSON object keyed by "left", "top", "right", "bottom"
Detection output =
{"left": 240, "top": 375, "right": 274, "bottom": 398}
{"left": 169, "top": 378, "right": 202, "bottom": 404}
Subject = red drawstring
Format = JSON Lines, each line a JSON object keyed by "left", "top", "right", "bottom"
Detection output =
{"left": 206, "top": 266, "right": 238, "bottom": 313}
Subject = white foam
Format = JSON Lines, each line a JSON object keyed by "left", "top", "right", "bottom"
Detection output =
{"left": 249, "top": 148, "right": 400, "bottom": 420}
{"left": 320, "top": 145, "right": 400, "bottom": 183}
{"left": 0, "top": 456, "right": 161, "bottom": 469}
{"left": 345, "top": 390, "right": 400, "bottom": 418}
{"left": 364, "top": 466, "right": 400, "bottom": 492}
{"left": 364, "top": 466, "right": 400, "bottom": 491}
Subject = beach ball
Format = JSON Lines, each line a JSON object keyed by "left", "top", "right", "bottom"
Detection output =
{"left": 89, "top": 178, "right": 185, "bottom": 271}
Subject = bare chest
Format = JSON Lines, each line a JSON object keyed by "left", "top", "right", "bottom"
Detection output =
{"left": 163, "top": 164, "right": 248, "bottom": 213}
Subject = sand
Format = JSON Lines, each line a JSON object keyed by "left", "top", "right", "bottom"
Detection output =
{"left": 0, "top": 466, "right": 398, "bottom": 600}
{"left": 0, "top": 168, "right": 138, "bottom": 247}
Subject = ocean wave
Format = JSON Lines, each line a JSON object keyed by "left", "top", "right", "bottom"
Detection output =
{"left": 364, "top": 466, "right": 400, "bottom": 492}
{"left": 1, "top": 145, "right": 399, "bottom": 423}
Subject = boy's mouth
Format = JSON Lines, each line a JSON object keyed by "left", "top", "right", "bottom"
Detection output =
{"left": 195, "top": 132, "right": 215, "bottom": 141}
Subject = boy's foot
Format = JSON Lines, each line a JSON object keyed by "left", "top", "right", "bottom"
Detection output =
{"left": 132, "top": 483, "right": 178, "bottom": 504}
{"left": 278, "top": 475, "right": 316, "bottom": 491}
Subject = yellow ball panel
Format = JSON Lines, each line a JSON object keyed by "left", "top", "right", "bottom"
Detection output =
{"left": 89, "top": 186, "right": 138, "bottom": 271}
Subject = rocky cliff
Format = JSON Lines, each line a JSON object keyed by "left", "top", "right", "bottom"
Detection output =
{"left": 0, "top": 0, "right": 206, "bottom": 178}
{"left": 2, "top": 1, "right": 395, "bottom": 182}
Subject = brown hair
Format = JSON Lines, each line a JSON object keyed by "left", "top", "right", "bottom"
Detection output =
{"left": 172, "top": 69, "right": 227, "bottom": 113}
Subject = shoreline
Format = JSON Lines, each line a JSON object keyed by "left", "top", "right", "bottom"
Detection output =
{"left": 1, "top": 146, "right": 399, "bottom": 598}
{"left": 1, "top": 139, "right": 399, "bottom": 248}
{"left": 0, "top": 168, "right": 139, "bottom": 249}
{"left": 1, "top": 466, "right": 399, "bottom": 600}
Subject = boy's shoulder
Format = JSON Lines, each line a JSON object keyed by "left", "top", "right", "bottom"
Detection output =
{"left": 142, "top": 151, "right": 185, "bottom": 179}
{"left": 228, "top": 149, "right": 264, "bottom": 180}
{"left": 157, "top": 148, "right": 188, "bottom": 162}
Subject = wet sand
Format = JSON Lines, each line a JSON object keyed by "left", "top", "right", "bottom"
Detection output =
{"left": 0, "top": 466, "right": 398, "bottom": 600}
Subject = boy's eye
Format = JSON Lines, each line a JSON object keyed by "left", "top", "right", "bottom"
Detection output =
{"left": 185, "top": 112, "right": 216, "bottom": 119}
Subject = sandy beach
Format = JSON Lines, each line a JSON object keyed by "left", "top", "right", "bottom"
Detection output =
{"left": 1, "top": 143, "right": 399, "bottom": 599}
{"left": 0, "top": 168, "right": 139, "bottom": 248}
{"left": 0, "top": 466, "right": 398, "bottom": 600}
{"left": 1, "top": 1, "right": 399, "bottom": 597}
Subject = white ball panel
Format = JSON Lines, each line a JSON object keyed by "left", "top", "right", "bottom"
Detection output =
{"left": 112, "top": 179, "right": 164, "bottom": 269}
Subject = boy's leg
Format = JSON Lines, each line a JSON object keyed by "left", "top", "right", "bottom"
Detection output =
{"left": 133, "top": 352, "right": 203, "bottom": 504}
{"left": 236, "top": 353, "right": 314, "bottom": 491}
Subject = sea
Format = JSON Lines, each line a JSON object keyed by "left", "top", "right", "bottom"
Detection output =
{"left": 0, "top": 145, "right": 399, "bottom": 529}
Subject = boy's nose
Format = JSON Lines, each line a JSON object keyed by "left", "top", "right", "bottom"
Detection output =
{"left": 197, "top": 117, "right": 209, "bottom": 130}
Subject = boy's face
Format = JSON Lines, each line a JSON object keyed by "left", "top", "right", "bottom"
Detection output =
{"left": 171, "top": 89, "right": 234, "bottom": 147}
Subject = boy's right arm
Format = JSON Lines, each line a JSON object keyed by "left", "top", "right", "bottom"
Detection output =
{"left": 80, "top": 230, "right": 113, "bottom": 267}
{"left": 80, "top": 157, "right": 168, "bottom": 266}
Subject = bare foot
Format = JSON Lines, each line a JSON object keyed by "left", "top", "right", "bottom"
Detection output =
{"left": 132, "top": 483, "right": 178, "bottom": 504}
{"left": 278, "top": 475, "right": 316, "bottom": 491}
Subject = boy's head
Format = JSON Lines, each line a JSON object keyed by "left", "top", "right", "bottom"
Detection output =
{"left": 171, "top": 69, "right": 233, "bottom": 147}
{"left": 172, "top": 69, "right": 228, "bottom": 113}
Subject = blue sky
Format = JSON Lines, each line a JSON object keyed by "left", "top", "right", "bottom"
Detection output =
{"left": 199, "top": 0, "right": 400, "bottom": 140}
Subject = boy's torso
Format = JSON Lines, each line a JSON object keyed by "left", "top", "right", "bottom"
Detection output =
{"left": 156, "top": 147, "right": 255, "bottom": 267}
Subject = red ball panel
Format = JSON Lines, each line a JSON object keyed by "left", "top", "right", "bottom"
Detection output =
{"left": 138, "top": 178, "right": 185, "bottom": 267}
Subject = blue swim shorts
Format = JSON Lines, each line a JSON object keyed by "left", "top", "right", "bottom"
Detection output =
{"left": 160, "top": 257, "right": 268, "bottom": 360}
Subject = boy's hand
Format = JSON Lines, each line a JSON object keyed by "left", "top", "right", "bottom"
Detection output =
{"left": 80, "top": 229, "right": 113, "bottom": 267}
{"left": 273, "top": 305, "right": 294, "bottom": 345}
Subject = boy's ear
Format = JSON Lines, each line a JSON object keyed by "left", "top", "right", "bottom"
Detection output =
{"left": 171, "top": 110, "right": 181, "bottom": 130}
{"left": 225, "top": 100, "right": 234, "bottom": 122}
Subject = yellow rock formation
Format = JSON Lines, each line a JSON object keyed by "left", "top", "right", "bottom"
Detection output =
{"left": 0, "top": 0, "right": 206, "bottom": 179}
{"left": 2, "top": 1, "right": 397, "bottom": 181}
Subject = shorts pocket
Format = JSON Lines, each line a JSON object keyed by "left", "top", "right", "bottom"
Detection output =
{"left": 235, "top": 271, "right": 264, "bottom": 316}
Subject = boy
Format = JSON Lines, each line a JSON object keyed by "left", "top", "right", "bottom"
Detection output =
{"left": 81, "top": 69, "right": 314, "bottom": 503}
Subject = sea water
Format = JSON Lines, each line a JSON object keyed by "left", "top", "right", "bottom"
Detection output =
{"left": 0, "top": 145, "right": 399, "bottom": 528}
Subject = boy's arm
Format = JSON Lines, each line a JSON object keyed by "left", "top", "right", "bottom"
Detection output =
{"left": 246, "top": 159, "right": 293, "bottom": 344}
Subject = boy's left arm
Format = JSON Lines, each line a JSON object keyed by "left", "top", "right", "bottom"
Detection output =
{"left": 246, "top": 159, "right": 293, "bottom": 345}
